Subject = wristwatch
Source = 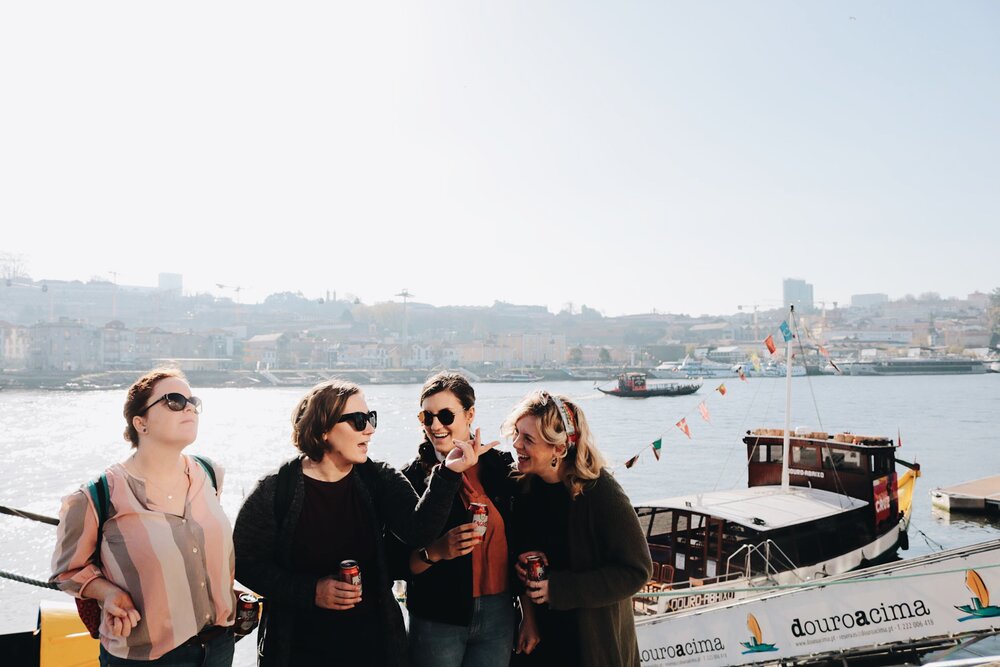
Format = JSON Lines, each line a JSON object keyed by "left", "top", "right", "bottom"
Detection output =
{"left": 418, "top": 548, "right": 436, "bottom": 565}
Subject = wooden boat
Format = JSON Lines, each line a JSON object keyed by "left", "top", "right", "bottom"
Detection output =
{"left": 631, "top": 308, "right": 922, "bottom": 620}
{"left": 597, "top": 372, "right": 701, "bottom": 398}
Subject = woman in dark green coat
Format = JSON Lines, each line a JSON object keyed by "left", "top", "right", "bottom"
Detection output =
{"left": 506, "top": 390, "right": 652, "bottom": 667}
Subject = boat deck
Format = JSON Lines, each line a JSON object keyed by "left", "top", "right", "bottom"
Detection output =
{"left": 931, "top": 475, "right": 1000, "bottom": 514}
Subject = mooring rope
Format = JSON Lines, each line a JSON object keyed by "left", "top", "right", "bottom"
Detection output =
{"left": 0, "top": 505, "right": 61, "bottom": 589}
{"left": 0, "top": 569, "right": 59, "bottom": 589}
{"left": 0, "top": 505, "right": 59, "bottom": 526}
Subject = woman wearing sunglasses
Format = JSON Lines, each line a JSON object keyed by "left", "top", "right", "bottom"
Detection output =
{"left": 233, "top": 378, "right": 495, "bottom": 667}
{"left": 51, "top": 368, "right": 236, "bottom": 667}
{"left": 387, "top": 372, "right": 516, "bottom": 667}
{"left": 505, "top": 391, "right": 651, "bottom": 667}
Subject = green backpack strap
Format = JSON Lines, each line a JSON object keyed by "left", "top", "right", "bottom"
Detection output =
{"left": 83, "top": 474, "right": 109, "bottom": 564}
{"left": 190, "top": 455, "right": 218, "bottom": 493}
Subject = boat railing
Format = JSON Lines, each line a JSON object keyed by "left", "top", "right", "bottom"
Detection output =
{"left": 726, "top": 539, "right": 801, "bottom": 582}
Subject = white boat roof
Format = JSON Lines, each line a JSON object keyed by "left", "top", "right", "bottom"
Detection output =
{"left": 636, "top": 486, "right": 868, "bottom": 532}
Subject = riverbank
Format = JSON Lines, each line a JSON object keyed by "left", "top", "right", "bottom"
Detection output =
{"left": 0, "top": 366, "right": 626, "bottom": 390}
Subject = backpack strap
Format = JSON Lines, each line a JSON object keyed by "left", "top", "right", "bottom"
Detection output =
{"left": 83, "top": 474, "right": 109, "bottom": 565}
{"left": 190, "top": 455, "right": 218, "bottom": 493}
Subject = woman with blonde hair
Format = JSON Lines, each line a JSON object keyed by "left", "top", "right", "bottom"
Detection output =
{"left": 234, "top": 378, "right": 495, "bottom": 667}
{"left": 505, "top": 390, "right": 651, "bottom": 667}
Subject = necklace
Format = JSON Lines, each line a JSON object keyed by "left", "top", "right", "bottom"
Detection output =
{"left": 128, "top": 456, "right": 188, "bottom": 501}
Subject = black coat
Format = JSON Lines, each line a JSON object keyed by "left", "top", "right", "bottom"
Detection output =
{"left": 387, "top": 444, "right": 516, "bottom": 627}
{"left": 233, "top": 456, "right": 461, "bottom": 667}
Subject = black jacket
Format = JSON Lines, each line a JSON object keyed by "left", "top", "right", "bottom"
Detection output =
{"left": 387, "top": 443, "right": 516, "bottom": 627}
{"left": 233, "top": 456, "right": 461, "bottom": 667}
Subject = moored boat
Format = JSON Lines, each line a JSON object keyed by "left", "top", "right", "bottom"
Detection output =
{"left": 598, "top": 372, "right": 701, "bottom": 398}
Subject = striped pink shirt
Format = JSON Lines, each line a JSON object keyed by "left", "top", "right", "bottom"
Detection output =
{"left": 51, "top": 455, "right": 235, "bottom": 660}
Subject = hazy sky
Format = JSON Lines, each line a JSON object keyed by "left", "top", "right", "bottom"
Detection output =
{"left": 2, "top": 2, "right": 998, "bottom": 316}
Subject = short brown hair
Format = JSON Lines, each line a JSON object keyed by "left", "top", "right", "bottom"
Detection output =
{"left": 123, "top": 367, "right": 187, "bottom": 447}
{"left": 292, "top": 379, "right": 362, "bottom": 461}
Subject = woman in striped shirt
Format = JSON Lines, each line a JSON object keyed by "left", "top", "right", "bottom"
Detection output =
{"left": 51, "top": 368, "right": 236, "bottom": 666}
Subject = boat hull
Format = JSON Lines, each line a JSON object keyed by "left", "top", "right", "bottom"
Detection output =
{"left": 598, "top": 384, "right": 701, "bottom": 398}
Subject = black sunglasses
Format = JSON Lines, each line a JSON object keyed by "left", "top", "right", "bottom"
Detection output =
{"left": 338, "top": 411, "right": 377, "bottom": 432}
{"left": 139, "top": 393, "right": 203, "bottom": 415}
{"left": 418, "top": 408, "right": 456, "bottom": 427}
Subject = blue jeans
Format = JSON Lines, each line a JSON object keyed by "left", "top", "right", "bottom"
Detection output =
{"left": 99, "top": 629, "right": 234, "bottom": 667}
{"left": 409, "top": 593, "right": 514, "bottom": 667}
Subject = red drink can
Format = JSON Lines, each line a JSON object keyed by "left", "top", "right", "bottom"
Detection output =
{"left": 526, "top": 555, "right": 547, "bottom": 582}
{"left": 469, "top": 502, "right": 488, "bottom": 538}
{"left": 234, "top": 592, "right": 259, "bottom": 636}
{"left": 339, "top": 559, "right": 362, "bottom": 593}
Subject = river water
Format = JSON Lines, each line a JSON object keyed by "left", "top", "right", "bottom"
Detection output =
{"left": 2, "top": 375, "right": 998, "bottom": 664}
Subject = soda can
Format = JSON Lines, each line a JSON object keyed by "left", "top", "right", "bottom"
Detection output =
{"left": 469, "top": 502, "right": 488, "bottom": 538}
{"left": 339, "top": 559, "right": 362, "bottom": 594}
{"left": 526, "top": 554, "right": 547, "bottom": 582}
{"left": 234, "top": 592, "right": 260, "bottom": 636}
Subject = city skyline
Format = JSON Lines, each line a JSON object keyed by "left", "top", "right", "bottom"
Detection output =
{"left": 3, "top": 2, "right": 998, "bottom": 317}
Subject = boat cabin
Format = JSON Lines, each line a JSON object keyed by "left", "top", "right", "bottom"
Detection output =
{"left": 617, "top": 372, "right": 647, "bottom": 392}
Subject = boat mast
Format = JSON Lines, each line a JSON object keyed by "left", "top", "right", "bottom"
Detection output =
{"left": 781, "top": 305, "right": 794, "bottom": 491}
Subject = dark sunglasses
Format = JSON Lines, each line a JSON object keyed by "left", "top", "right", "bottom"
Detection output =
{"left": 139, "top": 393, "right": 203, "bottom": 415}
{"left": 338, "top": 411, "right": 377, "bottom": 432}
{"left": 418, "top": 408, "right": 456, "bottom": 427}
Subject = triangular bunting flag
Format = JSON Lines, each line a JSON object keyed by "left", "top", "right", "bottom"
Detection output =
{"left": 750, "top": 352, "right": 761, "bottom": 372}
{"left": 716, "top": 383, "right": 727, "bottom": 396}
{"left": 676, "top": 418, "right": 691, "bottom": 439}
{"left": 738, "top": 367, "right": 747, "bottom": 382}
{"left": 818, "top": 345, "right": 829, "bottom": 358}
{"left": 652, "top": 438, "right": 662, "bottom": 460}
{"left": 764, "top": 334, "right": 777, "bottom": 355}
{"left": 625, "top": 454, "right": 640, "bottom": 469}
{"left": 698, "top": 401, "right": 710, "bottom": 422}
{"left": 779, "top": 320, "right": 793, "bottom": 342}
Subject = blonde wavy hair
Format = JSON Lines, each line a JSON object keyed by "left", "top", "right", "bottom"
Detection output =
{"left": 501, "top": 390, "right": 606, "bottom": 498}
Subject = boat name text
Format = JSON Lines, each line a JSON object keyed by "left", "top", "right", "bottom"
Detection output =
{"left": 791, "top": 599, "right": 930, "bottom": 637}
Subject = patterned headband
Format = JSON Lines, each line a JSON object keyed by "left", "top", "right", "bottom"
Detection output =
{"left": 540, "top": 391, "right": 578, "bottom": 447}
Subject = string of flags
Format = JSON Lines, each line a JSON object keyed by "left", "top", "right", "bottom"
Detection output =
{"left": 620, "top": 313, "right": 840, "bottom": 470}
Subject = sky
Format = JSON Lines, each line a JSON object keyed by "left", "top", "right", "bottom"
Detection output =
{"left": 2, "top": 2, "right": 998, "bottom": 317}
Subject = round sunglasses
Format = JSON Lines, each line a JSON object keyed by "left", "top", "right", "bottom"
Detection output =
{"left": 139, "top": 393, "right": 203, "bottom": 415}
{"left": 337, "top": 410, "right": 378, "bottom": 432}
{"left": 418, "top": 408, "right": 457, "bottom": 427}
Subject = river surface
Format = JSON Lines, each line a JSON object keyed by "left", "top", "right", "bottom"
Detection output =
{"left": 2, "top": 375, "right": 998, "bottom": 664}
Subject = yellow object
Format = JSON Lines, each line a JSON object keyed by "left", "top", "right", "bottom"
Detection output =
{"left": 38, "top": 600, "right": 99, "bottom": 667}
{"left": 897, "top": 467, "right": 920, "bottom": 530}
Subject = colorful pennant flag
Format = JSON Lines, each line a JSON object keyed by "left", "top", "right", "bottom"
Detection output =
{"left": 625, "top": 454, "right": 640, "bottom": 469}
{"left": 652, "top": 438, "right": 662, "bottom": 460}
{"left": 750, "top": 352, "right": 761, "bottom": 372}
{"left": 698, "top": 401, "right": 710, "bottom": 422}
{"left": 779, "top": 320, "right": 793, "bottom": 342}
{"left": 676, "top": 418, "right": 691, "bottom": 439}
{"left": 818, "top": 345, "right": 829, "bottom": 358}
{"left": 738, "top": 367, "right": 747, "bottom": 382}
{"left": 716, "top": 383, "right": 727, "bottom": 396}
{"left": 764, "top": 334, "right": 777, "bottom": 355}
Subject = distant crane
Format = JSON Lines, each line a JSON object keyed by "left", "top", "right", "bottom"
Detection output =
{"left": 396, "top": 288, "right": 413, "bottom": 349}
{"left": 737, "top": 304, "right": 761, "bottom": 341}
{"left": 215, "top": 283, "right": 244, "bottom": 303}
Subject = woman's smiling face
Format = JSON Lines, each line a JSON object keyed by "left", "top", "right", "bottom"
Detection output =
{"left": 420, "top": 390, "right": 473, "bottom": 455}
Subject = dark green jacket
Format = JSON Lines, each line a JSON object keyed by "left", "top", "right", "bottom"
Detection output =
{"left": 514, "top": 469, "right": 652, "bottom": 667}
